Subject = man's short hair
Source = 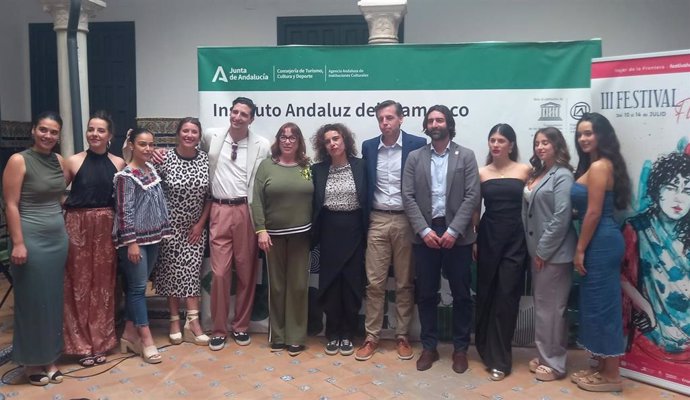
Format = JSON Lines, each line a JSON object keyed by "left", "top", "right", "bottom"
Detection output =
{"left": 374, "top": 100, "right": 403, "bottom": 118}
{"left": 423, "top": 104, "right": 456, "bottom": 139}
{"left": 232, "top": 97, "right": 257, "bottom": 118}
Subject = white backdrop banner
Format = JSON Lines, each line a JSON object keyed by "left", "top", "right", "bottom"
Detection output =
{"left": 198, "top": 41, "right": 601, "bottom": 162}
{"left": 197, "top": 41, "right": 602, "bottom": 339}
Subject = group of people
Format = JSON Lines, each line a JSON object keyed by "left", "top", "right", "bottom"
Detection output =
{"left": 2, "top": 97, "right": 632, "bottom": 393}
{"left": 471, "top": 114, "right": 631, "bottom": 393}
{"left": 3, "top": 110, "right": 211, "bottom": 384}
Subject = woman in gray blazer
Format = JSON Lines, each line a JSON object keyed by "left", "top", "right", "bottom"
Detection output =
{"left": 522, "top": 127, "right": 577, "bottom": 381}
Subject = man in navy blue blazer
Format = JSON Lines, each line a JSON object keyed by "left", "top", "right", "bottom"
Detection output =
{"left": 355, "top": 100, "right": 426, "bottom": 362}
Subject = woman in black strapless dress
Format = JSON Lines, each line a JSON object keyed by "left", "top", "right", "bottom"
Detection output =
{"left": 474, "top": 123, "right": 531, "bottom": 381}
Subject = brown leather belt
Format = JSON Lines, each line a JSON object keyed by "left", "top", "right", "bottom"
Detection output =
{"left": 211, "top": 197, "right": 247, "bottom": 205}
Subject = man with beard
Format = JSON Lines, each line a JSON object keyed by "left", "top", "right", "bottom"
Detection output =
{"left": 402, "top": 104, "right": 480, "bottom": 372}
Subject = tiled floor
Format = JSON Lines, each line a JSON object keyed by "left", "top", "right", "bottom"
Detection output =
{"left": 0, "top": 277, "right": 684, "bottom": 399}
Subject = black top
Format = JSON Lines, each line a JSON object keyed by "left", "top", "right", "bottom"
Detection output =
{"left": 64, "top": 149, "right": 118, "bottom": 208}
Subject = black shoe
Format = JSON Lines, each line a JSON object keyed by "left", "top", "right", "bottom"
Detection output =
{"left": 339, "top": 339, "right": 354, "bottom": 356}
{"left": 209, "top": 335, "right": 226, "bottom": 351}
{"left": 270, "top": 343, "right": 286, "bottom": 352}
{"left": 287, "top": 345, "right": 305, "bottom": 356}
{"left": 325, "top": 339, "right": 340, "bottom": 355}
{"left": 28, "top": 373, "right": 49, "bottom": 386}
{"left": 232, "top": 331, "right": 251, "bottom": 346}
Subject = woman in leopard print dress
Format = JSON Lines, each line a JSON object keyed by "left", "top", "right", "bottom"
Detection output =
{"left": 153, "top": 117, "right": 211, "bottom": 346}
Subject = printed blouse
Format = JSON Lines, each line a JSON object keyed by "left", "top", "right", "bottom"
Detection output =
{"left": 112, "top": 162, "right": 172, "bottom": 247}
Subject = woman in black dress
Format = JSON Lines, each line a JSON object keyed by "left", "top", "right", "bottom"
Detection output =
{"left": 474, "top": 123, "right": 531, "bottom": 380}
{"left": 311, "top": 123, "right": 367, "bottom": 356}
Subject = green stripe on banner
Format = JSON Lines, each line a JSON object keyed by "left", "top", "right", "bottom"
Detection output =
{"left": 198, "top": 40, "right": 601, "bottom": 92}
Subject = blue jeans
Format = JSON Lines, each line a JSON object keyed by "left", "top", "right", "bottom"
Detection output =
{"left": 118, "top": 243, "right": 159, "bottom": 327}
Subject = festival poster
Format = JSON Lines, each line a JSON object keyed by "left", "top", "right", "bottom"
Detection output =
{"left": 591, "top": 50, "right": 690, "bottom": 395}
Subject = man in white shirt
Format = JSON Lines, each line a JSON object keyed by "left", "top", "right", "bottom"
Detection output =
{"left": 202, "top": 97, "right": 270, "bottom": 351}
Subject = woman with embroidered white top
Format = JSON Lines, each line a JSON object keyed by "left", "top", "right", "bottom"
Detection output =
{"left": 113, "top": 127, "right": 172, "bottom": 364}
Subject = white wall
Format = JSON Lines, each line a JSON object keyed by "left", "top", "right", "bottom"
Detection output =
{"left": 1, "top": 0, "right": 689, "bottom": 121}
{"left": 405, "top": 0, "right": 690, "bottom": 56}
{"left": 94, "top": 0, "right": 361, "bottom": 118}
{"left": 0, "top": 0, "right": 51, "bottom": 121}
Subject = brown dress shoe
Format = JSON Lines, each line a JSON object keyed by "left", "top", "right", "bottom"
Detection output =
{"left": 452, "top": 351, "right": 468, "bottom": 373}
{"left": 396, "top": 337, "right": 414, "bottom": 360}
{"left": 416, "top": 349, "right": 440, "bottom": 371}
{"left": 355, "top": 339, "right": 378, "bottom": 361}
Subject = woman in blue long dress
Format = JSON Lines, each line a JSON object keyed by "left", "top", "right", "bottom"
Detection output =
{"left": 570, "top": 112, "right": 631, "bottom": 393}
{"left": 474, "top": 123, "right": 530, "bottom": 381}
{"left": 2, "top": 111, "right": 68, "bottom": 386}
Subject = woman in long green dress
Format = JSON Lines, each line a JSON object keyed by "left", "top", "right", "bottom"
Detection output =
{"left": 2, "top": 111, "right": 69, "bottom": 386}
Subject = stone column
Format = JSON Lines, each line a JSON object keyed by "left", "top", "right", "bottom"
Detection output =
{"left": 41, "top": 0, "right": 106, "bottom": 156}
{"left": 358, "top": 0, "right": 407, "bottom": 44}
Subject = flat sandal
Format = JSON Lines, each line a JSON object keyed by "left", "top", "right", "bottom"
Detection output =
{"left": 535, "top": 365, "right": 564, "bottom": 382}
{"left": 47, "top": 369, "right": 64, "bottom": 384}
{"left": 28, "top": 373, "right": 49, "bottom": 386}
{"left": 576, "top": 372, "right": 622, "bottom": 392}
{"left": 570, "top": 368, "right": 598, "bottom": 383}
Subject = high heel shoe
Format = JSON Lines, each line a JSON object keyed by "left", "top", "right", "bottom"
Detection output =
{"left": 169, "top": 314, "right": 182, "bottom": 345}
{"left": 120, "top": 336, "right": 142, "bottom": 355}
{"left": 183, "top": 310, "right": 210, "bottom": 346}
{"left": 142, "top": 345, "right": 162, "bottom": 364}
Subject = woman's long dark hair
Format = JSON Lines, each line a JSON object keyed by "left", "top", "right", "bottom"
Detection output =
{"left": 485, "top": 123, "right": 519, "bottom": 165}
{"left": 529, "top": 127, "right": 573, "bottom": 179}
{"left": 32, "top": 110, "right": 62, "bottom": 130}
{"left": 575, "top": 112, "right": 631, "bottom": 210}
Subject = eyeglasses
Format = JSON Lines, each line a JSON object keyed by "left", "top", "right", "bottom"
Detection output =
{"left": 279, "top": 135, "right": 297, "bottom": 143}
{"left": 231, "top": 142, "right": 238, "bottom": 161}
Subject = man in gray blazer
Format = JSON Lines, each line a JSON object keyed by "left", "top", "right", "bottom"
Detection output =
{"left": 402, "top": 105, "right": 480, "bottom": 373}
{"left": 201, "top": 97, "right": 270, "bottom": 351}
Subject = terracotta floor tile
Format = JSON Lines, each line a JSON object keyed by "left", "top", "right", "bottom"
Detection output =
{"left": 0, "top": 276, "right": 683, "bottom": 400}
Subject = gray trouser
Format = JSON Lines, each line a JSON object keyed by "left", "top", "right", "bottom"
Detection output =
{"left": 531, "top": 260, "right": 572, "bottom": 374}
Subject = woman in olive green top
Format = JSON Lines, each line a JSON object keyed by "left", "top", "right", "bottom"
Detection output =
{"left": 252, "top": 122, "right": 313, "bottom": 356}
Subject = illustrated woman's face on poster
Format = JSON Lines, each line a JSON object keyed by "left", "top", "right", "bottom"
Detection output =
{"left": 659, "top": 173, "right": 690, "bottom": 220}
